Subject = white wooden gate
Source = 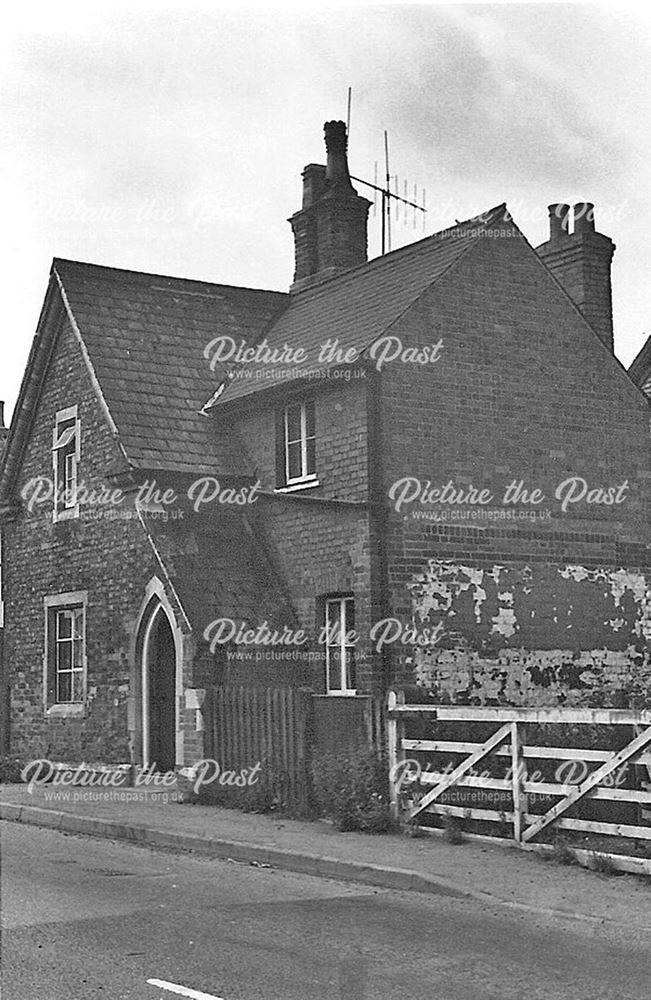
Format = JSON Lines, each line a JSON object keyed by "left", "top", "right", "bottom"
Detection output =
{"left": 387, "top": 693, "right": 651, "bottom": 874}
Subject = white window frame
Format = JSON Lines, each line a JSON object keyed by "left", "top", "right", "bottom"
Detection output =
{"left": 43, "top": 591, "right": 87, "bottom": 716}
{"left": 284, "top": 401, "right": 316, "bottom": 486}
{"left": 324, "top": 596, "right": 356, "bottom": 696}
{"left": 52, "top": 405, "right": 80, "bottom": 522}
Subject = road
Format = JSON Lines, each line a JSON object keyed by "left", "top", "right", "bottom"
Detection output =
{"left": 1, "top": 821, "right": 649, "bottom": 1000}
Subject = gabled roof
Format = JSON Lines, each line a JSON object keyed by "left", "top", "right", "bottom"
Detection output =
{"left": 213, "top": 204, "right": 511, "bottom": 405}
{"left": 52, "top": 260, "right": 287, "bottom": 473}
{"left": 143, "top": 506, "right": 296, "bottom": 632}
{"left": 628, "top": 334, "right": 651, "bottom": 398}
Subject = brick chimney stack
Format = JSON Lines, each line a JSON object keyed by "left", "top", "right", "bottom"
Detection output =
{"left": 289, "top": 121, "right": 371, "bottom": 293}
{"left": 536, "top": 202, "right": 616, "bottom": 352}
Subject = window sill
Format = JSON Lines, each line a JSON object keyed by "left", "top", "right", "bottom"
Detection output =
{"left": 45, "top": 703, "right": 85, "bottom": 718}
{"left": 325, "top": 691, "right": 358, "bottom": 698}
{"left": 53, "top": 507, "right": 79, "bottom": 523}
{"left": 274, "top": 479, "right": 321, "bottom": 494}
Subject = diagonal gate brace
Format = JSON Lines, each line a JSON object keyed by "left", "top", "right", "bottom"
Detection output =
{"left": 409, "top": 722, "right": 511, "bottom": 821}
{"left": 522, "top": 725, "right": 651, "bottom": 843}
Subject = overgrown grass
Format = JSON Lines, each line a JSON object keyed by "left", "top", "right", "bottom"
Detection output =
{"left": 311, "top": 746, "right": 394, "bottom": 833}
{"left": 587, "top": 851, "right": 622, "bottom": 876}
{"left": 442, "top": 814, "right": 464, "bottom": 844}
{"left": 549, "top": 835, "right": 578, "bottom": 866}
{"left": 0, "top": 756, "right": 25, "bottom": 783}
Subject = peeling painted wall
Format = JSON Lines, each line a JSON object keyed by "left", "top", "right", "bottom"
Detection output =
{"left": 378, "top": 227, "right": 651, "bottom": 709}
{"left": 404, "top": 560, "right": 651, "bottom": 707}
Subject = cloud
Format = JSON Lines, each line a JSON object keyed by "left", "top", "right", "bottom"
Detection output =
{"left": 0, "top": 2, "right": 649, "bottom": 419}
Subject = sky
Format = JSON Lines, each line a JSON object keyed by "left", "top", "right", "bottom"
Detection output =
{"left": 1, "top": 1, "right": 650, "bottom": 424}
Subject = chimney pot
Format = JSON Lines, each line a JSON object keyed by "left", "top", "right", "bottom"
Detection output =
{"left": 547, "top": 203, "right": 570, "bottom": 241}
{"left": 536, "top": 202, "right": 615, "bottom": 352}
{"left": 323, "top": 120, "right": 355, "bottom": 193}
{"left": 302, "top": 164, "right": 326, "bottom": 209}
{"left": 573, "top": 202, "right": 595, "bottom": 235}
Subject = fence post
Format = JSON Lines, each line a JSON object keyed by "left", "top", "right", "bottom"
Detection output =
{"left": 387, "top": 689, "right": 405, "bottom": 821}
{"left": 202, "top": 685, "right": 214, "bottom": 759}
{"left": 363, "top": 695, "right": 386, "bottom": 759}
{"left": 510, "top": 720, "right": 527, "bottom": 844}
{"left": 296, "top": 688, "right": 314, "bottom": 816}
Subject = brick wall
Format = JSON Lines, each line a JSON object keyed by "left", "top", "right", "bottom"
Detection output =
{"left": 3, "top": 317, "right": 161, "bottom": 761}
{"left": 235, "top": 379, "right": 368, "bottom": 500}
{"left": 233, "top": 380, "right": 382, "bottom": 692}
{"left": 378, "top": 227, "right": 651, "bottom": 705}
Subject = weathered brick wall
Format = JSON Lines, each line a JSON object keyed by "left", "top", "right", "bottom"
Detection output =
{"left": 379, "top": 228, "right": 651, "bottom": 705}
{"left": 3, "top": 317, "right": 160, "bottom": 761}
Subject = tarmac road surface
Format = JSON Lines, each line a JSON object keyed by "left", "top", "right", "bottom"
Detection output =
{"left": 1, "top": 821, "right": 649, "bottom": 1000}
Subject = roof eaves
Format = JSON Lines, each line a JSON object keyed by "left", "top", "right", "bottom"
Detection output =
{"left": 628, "top": 334, "right": 651, "bottom": 384}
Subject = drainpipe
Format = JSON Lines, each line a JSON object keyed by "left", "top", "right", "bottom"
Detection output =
{"left": 365, "top": 365, "right": 391, "bottom": 695}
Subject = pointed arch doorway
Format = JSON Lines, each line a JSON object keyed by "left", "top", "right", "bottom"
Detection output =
{"left": 141, "top": 603, "right": 177, "bottom": 772}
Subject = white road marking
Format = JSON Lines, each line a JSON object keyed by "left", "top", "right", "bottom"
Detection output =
{"left": 146, "top": 978, "right": 225, "bottom": 1000}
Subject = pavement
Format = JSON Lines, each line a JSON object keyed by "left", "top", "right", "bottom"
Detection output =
{"left": 1, "top": 781, "right": 649, "bottom": 930}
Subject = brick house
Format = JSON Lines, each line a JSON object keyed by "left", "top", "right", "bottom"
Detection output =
{"left": 0, "top": 121, "right": 649, "bottom": 770}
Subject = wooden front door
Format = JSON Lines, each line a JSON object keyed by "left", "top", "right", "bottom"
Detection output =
{"left": 146, "top": 610, "right": 176, "bottom": 772}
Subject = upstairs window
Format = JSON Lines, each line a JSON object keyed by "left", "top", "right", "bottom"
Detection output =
{"left": 52, "top": 406, "right": 80, "bottom": 521}
{"left": 275, "top": 400, "right": 317, "bottom": 489}
{"left": 324, "top": 596, "right": 356, "bottom": 695}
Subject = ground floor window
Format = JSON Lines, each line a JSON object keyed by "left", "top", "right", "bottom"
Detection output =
{"left": 324, "top": 595, "right": 356, "bottom": 695}
{"left": 43, "top": 592, "right": 87, "bottom": 713}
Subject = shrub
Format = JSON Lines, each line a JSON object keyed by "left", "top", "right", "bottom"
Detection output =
{"left": 180, "top": 751, "right": 312, "bottom": 818}
{"left": 0, "top": 756, "right": 25, "bottom": 783}
{"left": 549, "top": 835, "right": 577, "bottom": 866}
{"left": 311, "top": 746, "right": 393, "bottom": 833}
{"left": 588, "top": 851, "right": 622, "bottom": 876}
{"left": 443, "top": 814, "right": 464, "bottom": 844}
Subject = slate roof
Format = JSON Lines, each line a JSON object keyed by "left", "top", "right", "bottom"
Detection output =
{"left": 214, "top": 204, "right": 511, "bottom": 405}
{"left": 4, "top": 205, "right": 511, "bottom": 498}
{"left": 54, "top": 259, "right": 287, "bottom": 473}
{"left": 628, "top": 334, "right": 651, "bottom": 398}
{"left": 143, "top": 506, "right": 296, "bottom": 633}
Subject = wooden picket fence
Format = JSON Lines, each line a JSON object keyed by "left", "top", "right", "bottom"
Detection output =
{"left": 204, "top": 685, "right": 314, "bottom": 814}
{"left": 203, "top": 686, "right": 386, "bottom": 815}
{"left": 387, "top": 692, "right": 651, "bottom": 875}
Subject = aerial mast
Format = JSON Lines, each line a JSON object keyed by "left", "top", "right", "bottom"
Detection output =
{"left": 345, "top": 88, "right": 427, "bottom": 256}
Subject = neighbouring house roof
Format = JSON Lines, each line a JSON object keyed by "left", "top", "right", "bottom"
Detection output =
{"left": 212, "top": 204, "right": 511, "bottom": 405}
{"left": 628, "top": 334, "right": 651, "bottom": 399}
